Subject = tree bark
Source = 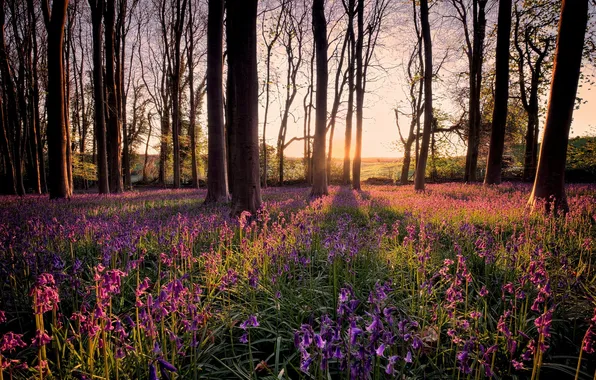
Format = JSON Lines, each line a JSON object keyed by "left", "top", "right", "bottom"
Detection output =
{"left": 463, "top": 0, "right": 487, "bottom": 182}
{"left": 105, "top": 0, "right": 123, "bottom": 193}
{"left": 89, "top": 0, "right": 109, "bottom": 194}
{"left": 205, "top": 0, "right": 229, "bottom": 204}
{"left": 310, "top": 0, "right": 328, "bottom": 197}
{"left": 352, "top": 0, "right": 364, "bottom": 191}
{"left": 414, "top": 0, "right": 432, "bottom": 191}
{"left": 528, "top": 0, "right": 587, "bottom": 214}
{"left": 484, "top": 0, "right": 511, "bottom": 185}
{"left": 171, "top": 0, "right": 187, "bottom": 189}
{"left": 42, "top": 0, "right": 71, "bottom": 199}
{"left": 342, "top": 0, "right": 355, "bottom": 185}
{"left": 226, "top": 0, "right": 261, "bottom": 215}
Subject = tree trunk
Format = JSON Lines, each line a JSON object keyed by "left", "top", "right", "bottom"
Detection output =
{"left": 105, "top": 0, "right": 123, "bottom": 193}
{"left": 343, "top": 0, "right": 355, "bottom": 185}
{"left": 43, "top": 0, "right": 71, "bottom": 199}
{"left": 484, "top": 0, "right": 512, "bottom": 185}
{"left": 171, "top": 0, "right": 187, "bottom": 189}
{"left": 464, "top": 0, "right": 487, "bottom": 182}
{"left": 310, "top": 0, "right": 328, "bottom": 197}
{"left": 89, "top": 0, "right": 109, "bottom": 194}
{"left": 352, "top": 0, "right": 364, "bottom": 191}
{"left": 528, "top": 0, "right": 587, "bottom": 214}
{"left": 0, "top": 96, "right": 16, "bottom": 194}
{"left": 400, "top": 137, "right": 414, "bottom": 185}
{"left": 414, "top": 0, "right": 432, "bottom": 191}
{"left": 205, "top": 0, "right": 229, "bottom": 203}
{"left": 226, "top": 0, "right": 261, "bottom": 215}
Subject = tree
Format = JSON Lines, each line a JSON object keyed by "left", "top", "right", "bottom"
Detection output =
{"left": 0, "top": 0, "right": 25, "bottom": 195}
{"left": 414, "top": 0, "right": 432, "bottom": 191}
{"left": 42, "top": 0, "right": 71, "bottom": 199}
{"left": 513, "top": 1, "right": 557, "bottom": 182}
{"left": 342, "top": 0, "right": 355, "bottom": 185}
{"left": 451, "top": 0, "right": 487, "bottom": 182}
{"left": 484, "top": 0, "right": 512, "bottom": 185}
{"left": 262, "top": 0, "right": 285, "bottom": 188}
{"left": 528, "top": 0, "right": 588, "bottom": 214}
{"left": 171, "top": 0, "right": 188, "bottom": 189}
{"left": 205, "top": 0, "right": 229, "bottom": 204}
{"left": 277, "top": 1, "right": 306, "bottom": 186}
{"left": 226, "top": 0, "right": 261, "bottom": 215}
{"left": 352, "top": 0, "right": 390, "bottom": 190}
{"left": 105, "top": 0, "right": 123, "bottom": 193}
{"left": 310, "top": 0, "right": 328, "bottom": 197}
{"left": 89, "top": 0, "right": 109, "bottom": 194}
{"left": 186, "top": 0, "right": 199, "bottom": 189}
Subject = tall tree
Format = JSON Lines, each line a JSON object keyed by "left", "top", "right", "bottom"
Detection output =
{"left": 262, "top": 1, "right": 285, "bottom": 188}
{"left": 451, "top": 0, "right": 487, "bottom": 182}
{"left": 351, "top": 0, "right": 390, "bottom": 190}
{"left": 310, "top": 0, "right": 328, "bottom": 197}
{"left": 342, "top": 0, "right": 355, "bottom": 185}
{"left": 105, "top": 0, "right": 123, "bottom": 193}
{"left": 484, "top": 0, "right": 512, "bottom": 185}
{"left": 352, "top": 0, "right": 364, "bottom": 190}
{"left": 205, "top": 0, "right": 229, "bottom": 204}
{"left": 226, "top": 0, "right": 261, "bottom": 215}
{"left": 186, "top": 0, "right": 198, "bottom": 189}
{"left": 171, "top": 0, "right": 187, "bottom": 189}
{"left": 89, "top": 0, "right": 109, "bottom": 194}
{"left": 414, "top": 0, "right": 432, "bottom": 191}
{"left": 0, "top": 0, "right": 25, "bottom": 195}
{"left": 42, "top": 0, "right": 71, "bottom": 199}
{"left": 528, "top": 0, "right": 588, "bottom": 214}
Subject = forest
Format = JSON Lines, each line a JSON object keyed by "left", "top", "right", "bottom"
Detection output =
{"left": 1, "top": 0, "right": 596, "bottom": 379}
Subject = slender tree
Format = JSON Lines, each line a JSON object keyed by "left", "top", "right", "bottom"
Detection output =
{"left": 171, "top": 0, "right": 187, "bottom": 189}
{"left": 342, "top": 0, "right": 355, "bottom": 185}
{"left": 89, "top": 0, "right": 109, "bottom": 194}
{"left": 310, "top": 0, "right": 328, "bottom": 197}
{"left": 414, "top": 0, "right": 432, "bottom": 191}
{"left": 205, "top": 0, "right": 229, "bottom": 204}
{"left": 41, "top": 0, "right": 71, "bottom": 199}
{"left": 226, "top": 0, "right": 261, "bottom": 215}
{"left": 528, "top": 0, "right": 588, "bottom": 214}
{"left": 352, "top": 0, "right": 364, "bottom": 190}
{"left": 484, "top": 0, "right": 512, "bottom": 185}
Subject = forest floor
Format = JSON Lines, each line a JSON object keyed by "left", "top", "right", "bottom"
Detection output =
{"left": 0, "top": 183, "right": 595, "bottom": 379}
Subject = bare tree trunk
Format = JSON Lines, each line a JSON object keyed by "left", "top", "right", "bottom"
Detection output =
{"left": 528, "top": 0, "right": 587, "bottom": 214}
{"left": 42, "top": 0, "right": 71, "bottom": 199}
{"left": 29, "top": 0, "right": 46, "bottom": 193}
{"left": 0, "top": 0, "right": 24, "bottom": 195}
{"left": 105, "top": 0, "right": 123, "bottom": 193}
{"left": 187, "top": 0, "right": 198, "bottom": 189}
{"left": 484, "top": 0, "right": 512, "bottom": 185}
{"left": 0, "top": 96, "right": 16, "bottom": 194}
{"left": 64, "top": 7, "right": 73, "bottom": 194}
{"left": 414, "top": 0, "right": 432, "bottom": 191}
{"left": 142, "top": 113, "right": 153, "bottom": 183}
{"left": 205, "top": 0, "right": 229, "bottom": 203}
{"left": 310, "top": 0, "right": 328, "bottom": 197}
{"left": 463, "top": 0, "right": 487, "bottom": 183}
{"left": 352, "top": 0, "right": 364, "bottom": 191}
{"left": 89, "top": 0, "right": 109, "bottom": 194}
{"left": 227, "top": 0, "right": 261, "bottom": 215}
{"left": 171, "top": 0, "right": 187, "bottom": 189}
{"left": 343, "top": 0, "right": 355, "bottom": 185}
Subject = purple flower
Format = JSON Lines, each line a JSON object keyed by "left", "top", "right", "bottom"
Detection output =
{"left": 158, "top": 358, "right": 177, "bottom": 372}
{"left": 240, "top": 315, "right": 259, "bottom": 330}
{"left": 149, "top": 363, "right": 158, "bottom": 380}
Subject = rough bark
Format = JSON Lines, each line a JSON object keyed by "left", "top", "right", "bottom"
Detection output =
{"left": 414, "top": 0, "right": 432, "bottom": 191}
{"left": 352, "top": 0, "right": 364, "bottom": 191}
{"left": 528, "top": 0, "right": 588, "bottom": 214}
{"left": 310, "top": 0, "right": 328, "bottom": 197}
{"left": 463, "top": 0, "right": 487, "bottom": 183}
{"left": 105, "top": 0, "right": 123, "bottom": 193}
{"left": 226, "top": 0, "right": 261, "bottom": 215}
{"left": 42, "top": 0, "right": 71, "bottom": 199}
{"left": 89, "top": 0, "right": 109, "bottom": 194}
{"left": 484, "top": 0, "right": 512, "bottom": 185}
{"left": 205, "top": 0, "right": 229, "bottom": 204}
{"left": 342, "top": 0, "right": 355, "bottom": 185}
